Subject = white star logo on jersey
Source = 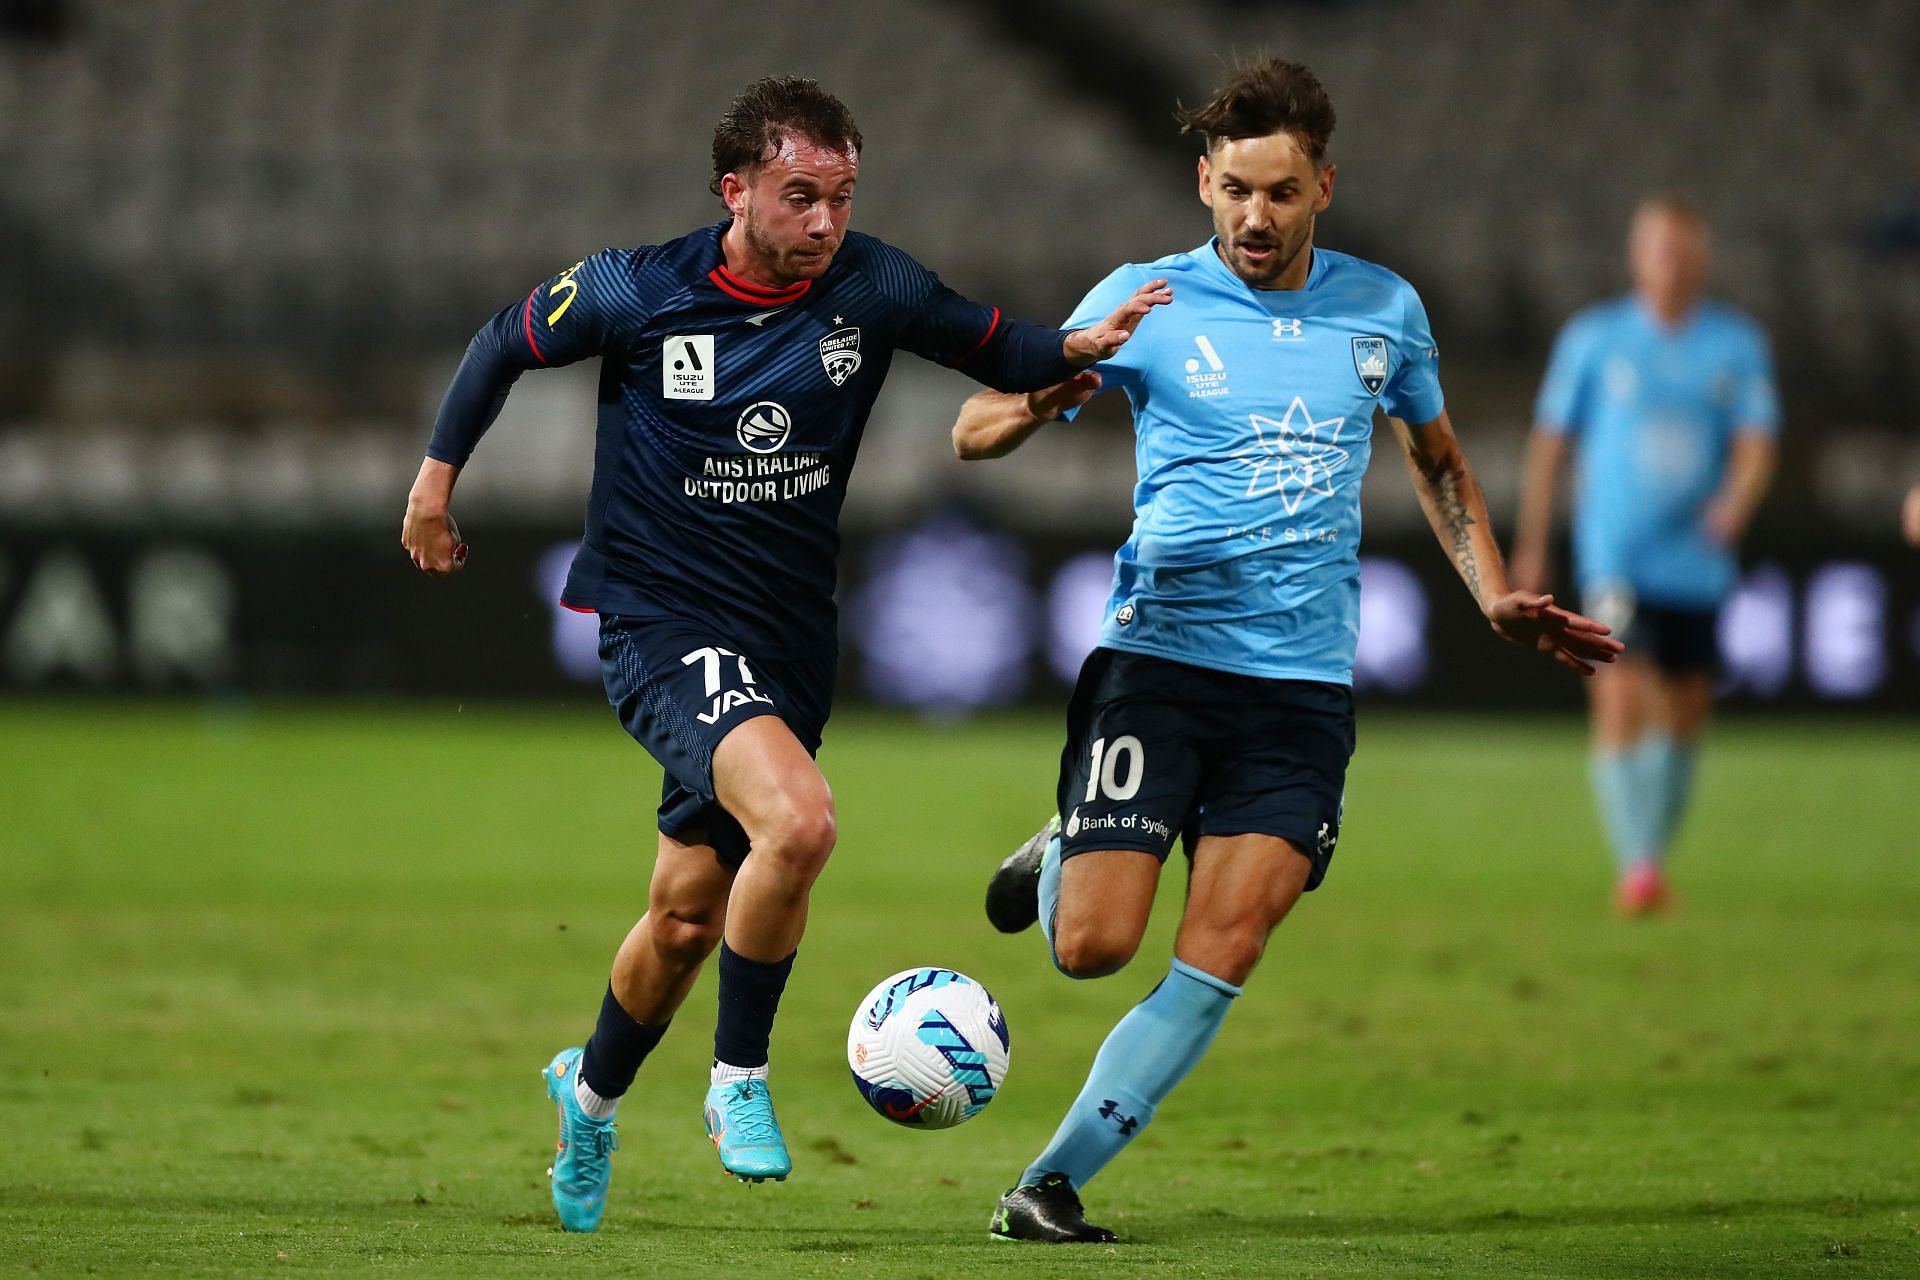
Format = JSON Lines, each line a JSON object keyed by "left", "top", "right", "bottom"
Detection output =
{"left": 1233, "top": 396, "right": 1350, "bottom": 514}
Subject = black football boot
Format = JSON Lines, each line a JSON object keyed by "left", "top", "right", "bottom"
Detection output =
{"left": 984, "top": 815, "right": 1058, "bottom": 934}
{"left": 989, "top": 1172, "right": 1119, "bottom": 1244}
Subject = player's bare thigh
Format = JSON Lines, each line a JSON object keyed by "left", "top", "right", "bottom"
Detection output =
{"left": 710, "top": 713, "right": 836, "bottom": 961}
{"left": 1175, "top": 833, "right": 1313, "bottom": 986}
{"left": 710, "top": 713, "right": 837, "bottom": 868}
{"left": 1053, "top": 849, "right": 1163, "bottom": 978}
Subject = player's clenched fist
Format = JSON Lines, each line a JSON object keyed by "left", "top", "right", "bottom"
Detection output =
{"left": 402, "top": 458, "right": 468, "bottom": 576}
{"left": 402, "top": 506, "right": 468, "bottom": 576}
{"left": 1063, "top": 279, "right": 1172, "bottom": 367}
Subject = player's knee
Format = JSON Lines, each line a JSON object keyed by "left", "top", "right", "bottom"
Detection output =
{"left": 1183, "top": 912, "right": 1273, "bottom": 984}
{"left": 651, "top": 909, "right": 723, "bottom": 969}
{"left": 779, "top": 801, "right": 836, "bottom": 871}
{"left": 754, "top": 794, "right": 837, "bottom": 880}
{"left": 1052, "top": 921, "right": 1139, "bottom": 979}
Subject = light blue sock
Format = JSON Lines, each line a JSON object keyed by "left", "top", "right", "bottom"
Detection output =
{"left": 1018, "top": 958, "right": 1242, "bottom": 1191}
{"left": 1590, "top": 747, "right": 1654, "bottom": 872}
{"left": 1037, "top": 834, "right": 1070, "bottom": 976}
{"left": 1637, "top": 733, "right": 1698, "bottom": 865}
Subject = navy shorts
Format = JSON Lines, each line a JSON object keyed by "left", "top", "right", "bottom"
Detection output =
{"left": 598, "top": 613, "right": 836, "bottom": 870}
{"left": 1055, "top": 647, "right": 1356, "bottom": 891}
{"left": 1586, "top": 590, "right": 1721, "bottom": 676}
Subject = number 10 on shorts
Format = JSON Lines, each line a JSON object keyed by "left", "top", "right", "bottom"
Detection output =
{"left": 1085, "top": 735, "right": 1144, "bottom": 803}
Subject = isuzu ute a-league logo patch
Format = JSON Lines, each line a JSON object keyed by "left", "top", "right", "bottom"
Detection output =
{"left": 819, "top": 327, "right": 862, "bottom": 386}
{"left": 663, "top": 334, "right": 715, "bottom": 400}
{"left": 1351, "top": 335, "right": 1388, "bottom": 396}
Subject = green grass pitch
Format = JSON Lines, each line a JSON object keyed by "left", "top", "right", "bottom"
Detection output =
{"left": 2, "top": 704, "right": 1917, "bottom": 1277}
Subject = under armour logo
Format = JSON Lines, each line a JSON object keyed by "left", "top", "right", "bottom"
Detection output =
{"left": 1098, "top": 1099, "right": 1139, "bottom": 1136}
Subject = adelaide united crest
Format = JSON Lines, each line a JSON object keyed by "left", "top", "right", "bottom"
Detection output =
{"left": 819, "top": 326, "right": 862, "bottom": 386}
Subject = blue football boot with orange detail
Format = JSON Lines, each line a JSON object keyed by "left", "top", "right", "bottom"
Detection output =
{"left": 703, "top": 1077, "right": 791, "bottom": 1183}
{"left": 542, "top": 1047, "right": 618, "bottom": 1231}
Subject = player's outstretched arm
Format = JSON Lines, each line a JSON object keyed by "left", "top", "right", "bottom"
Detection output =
{"left": 951, "top": 373, "right": 1104, "bottom": 461}
{"left": 402, "top": 249, "right": 647, "bottom": 576}
{"left": 949, "top": 275, "right": 1168, "bottom": 458}
{"left": 1393, "top": 410, "right": 1623, "bottom": 676}
{"left": 1508, "top": 428, "right": 1568, "bottom": 592}
{"left": 402, "top": 312, "right": 523, "bottom": 577}
{"left": 1702, "top": 432, "right": 1777, "bottom": 547}
{"left": 1061, "top": 279, "right": 1172, "bottom": 368}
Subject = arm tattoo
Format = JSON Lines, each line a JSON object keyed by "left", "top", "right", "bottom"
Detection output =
{"left": 1436, "top": 468, "right": 1484, "bottom": 605}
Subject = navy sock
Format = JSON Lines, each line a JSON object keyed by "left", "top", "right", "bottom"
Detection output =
{"left": 580, "top": 983, "right": 669, "bottom": 1099}
{"left": 713, "top": 942, "right": 796, "bottom": 1069}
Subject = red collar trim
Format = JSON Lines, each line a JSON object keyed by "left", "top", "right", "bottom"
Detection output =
{"left": 708, "top": 264, "right": 812, "bottom": 305}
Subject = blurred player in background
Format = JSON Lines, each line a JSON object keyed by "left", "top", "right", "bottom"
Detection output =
{"left": 1510, "top": 199, "right": 1779, "bottom": 914}
{"left": 952, "top": 59, "right": 1621, "bottom": 1244}
{"left": 400, "top": 76, "right": 1165, "bottom": 1231}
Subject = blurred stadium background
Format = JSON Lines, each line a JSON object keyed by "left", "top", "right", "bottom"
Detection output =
{"left": 6, "top": 4, "right": 1920, "bottom": 1275}
{"left": 2, "top": 0, "right": 1917, "bottom": 712}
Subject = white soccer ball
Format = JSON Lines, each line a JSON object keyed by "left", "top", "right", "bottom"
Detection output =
{"left": 847, "top": 967, "right": 1010, "bottom": 1130}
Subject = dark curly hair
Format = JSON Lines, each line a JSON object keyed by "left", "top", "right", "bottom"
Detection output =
{"left": 1174, "top": 59, "right": 1336, "bottom": 165}
{"left": 709, "top": 76, "right": 863, "bottom": 198}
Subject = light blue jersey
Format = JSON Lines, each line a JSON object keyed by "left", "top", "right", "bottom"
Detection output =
{"left": 1062, "top": 241, "right": 1444, "bottom": 685}
{"left": 1536, "top": 297, "right": 1780, "bottom": 607}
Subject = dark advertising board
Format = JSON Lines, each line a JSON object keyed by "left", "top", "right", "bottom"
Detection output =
{"left": 2, "top": 517, "right": 1916, "bottom": 713}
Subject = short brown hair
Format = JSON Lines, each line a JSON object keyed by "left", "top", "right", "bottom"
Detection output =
{"left": 1174, "top": 59, "right": 1336, "bottom": 165}
{"left": 1635, "top": 194, "right": 1707, "bottom": 227}
{"left": 709, "top": 77, "right": 863, "bottom": 198}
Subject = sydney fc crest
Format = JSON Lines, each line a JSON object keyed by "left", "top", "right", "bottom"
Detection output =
{"left": 819, "top": 326, "right": 862, "bottom": 386}
{"left": 1351, "top": 336, "right": 1388, "bottom": 396}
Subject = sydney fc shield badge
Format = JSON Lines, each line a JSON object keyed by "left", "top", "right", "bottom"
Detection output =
{"left": 819, "top": 327, "right": 862, "bottom": 386}
{"left": 1351, "top": 335, "right": 1388, "bottom": 396}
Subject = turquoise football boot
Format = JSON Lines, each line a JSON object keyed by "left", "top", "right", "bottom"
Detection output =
{"left": 542, "top": 1047, "right": 618, "bottom": 1231}
{"left": 703, "top": 1078, "right": 791, "bottom": 1183}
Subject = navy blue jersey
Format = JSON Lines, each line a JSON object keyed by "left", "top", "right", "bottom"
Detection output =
{"left": 428, "top": 220, "right": 1078, "bottom": 656}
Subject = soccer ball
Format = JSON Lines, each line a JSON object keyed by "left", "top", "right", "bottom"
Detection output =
{"left": 847, "top": 967, "right": 1010, "bottom": 1130}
